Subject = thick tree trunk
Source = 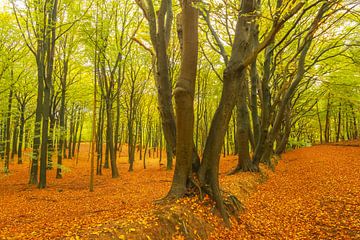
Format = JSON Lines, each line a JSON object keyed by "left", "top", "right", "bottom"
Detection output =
{"left": 168, "top": 0, "right": 198, "bottom": 198}
{"left": 199, "top": 0, "right": 257, "bottom": 225}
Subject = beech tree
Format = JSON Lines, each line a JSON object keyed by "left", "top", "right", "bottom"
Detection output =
{"left": 1, "top": 0, "right": 359, "bottom": 230}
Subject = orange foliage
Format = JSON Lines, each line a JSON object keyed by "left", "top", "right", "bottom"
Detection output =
{"left": 1, "top": 142, "right": 359, "bottom": 239}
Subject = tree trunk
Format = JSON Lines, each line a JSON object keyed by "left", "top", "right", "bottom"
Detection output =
{"left": 29, "top": 54, "right": 44, "bottom": 185}
{"left": 233, "top": 79, "right": 254, "bottom": 173}
{"left": 351, "top": 106, "right": 358, "bottom": 139}
{"left": 57, "top": 87, "right": 66, "bottom": 179}
{"left": 68, "top": 107, "right": 75, "bottom": 159}
{"left": 76, "top": 117, "right": 83, "bottom": 164}
{"left": 324, "top": 94, "right": 331, "bottom": 143}
{"left": 166, "top": 142, "right": 173, "bottom": 170}
{"left": 316, "top": 103, "right": 323, "bottom": 143}
{"left": 199, "top": 0, "right": 256, "bottom": 225}
{"left": 18, "top": 110, "right": 25, "bottom": 164}
{"left": 106, "top": 99, "right": 119, "bottom": 178}
{"left": 47, "top": 118, "right": 55, "bottom": 169}
{"left": 336, "top": 103, "right": 341, "bottom": 142}
{"left": 168, "top": 0, "right": 198, "bottom": 197}
{"left": 97, "top": 100, "right": 104, "bottom": 174}
{"left": 72, "top": 111, "right": 80, "bottom": 158}
{"left": 4, "top": 87, "right": 13, "bottom": 173}
{"left": 11, "top": 119, "right": 18, "bottom": 160}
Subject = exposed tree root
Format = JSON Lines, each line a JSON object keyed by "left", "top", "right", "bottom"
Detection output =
{"left": 227, "top": 164, "right": 259, "bottom": 175}
{"left": 223, "top": 193, "right": 245, "bottom": 218}
{"left": 158, "top": 174, "right": 244, "bottom": 228}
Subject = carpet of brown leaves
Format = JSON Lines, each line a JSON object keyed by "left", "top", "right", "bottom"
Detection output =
{"left": 214, "top": 142, "right": 360, "bottom": 239}
{"left": 0, "top": 142, "right": 359, "bottom": 239}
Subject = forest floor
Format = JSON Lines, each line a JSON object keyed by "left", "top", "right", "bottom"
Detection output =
{"left": 0, "top": 141, "right": 359, "bottom": 239}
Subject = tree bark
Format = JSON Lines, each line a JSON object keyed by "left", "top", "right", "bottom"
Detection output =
{"left": 18, "top": 109, "right": 25, "bottom": 164}
{"left": 168, "top": 0, "right": 198, "bottom": 198}
{"left": 4, "top": 87, "right": 13, "bottom": 173}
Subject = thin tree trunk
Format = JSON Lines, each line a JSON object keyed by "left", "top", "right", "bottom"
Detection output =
{"left": 4, "top": 87, "right": 13, "bottom": 173}
{"left": 11, "top": 119, "right": 18, "bottom": 160}
{"left": 72, "top": 111, "right": 80, "bottom": 158}
{"left": 18, "top": 110, "right": 25, "bottom": 164}
{"left": 68, "top": 106, "right": 75, "bottom": 159}
{"left": 325, "top": 94, "right": 331, "bottom": 143}
{"left": 47, "top": 118, "right": 55, "bottom": 169}
{"left": 56, "top": 87, "right": 66, "bottom": 179}
{"left": 336, "top": 103, "right": 341, "bottom": 142}
{"left": 316, "top": 103, "right": 323, "bottom": 144}
{"left": 76, "top": 116, "right": 83, "bottom": 164}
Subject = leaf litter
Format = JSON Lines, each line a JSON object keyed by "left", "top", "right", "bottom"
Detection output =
{"left": 0, "top": 141, "right": 359, "bottom": 239}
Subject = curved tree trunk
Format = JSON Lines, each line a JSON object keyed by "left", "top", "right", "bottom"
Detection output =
{"left": 199, "top": 0, "right": 256, "bottom": 225}
{"left": 168, "top": 0, "right": 198, "bottom": 198}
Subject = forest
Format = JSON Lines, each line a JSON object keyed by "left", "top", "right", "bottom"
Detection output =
{"left": 0, "top": 0, "right": 359, "bottom": 238}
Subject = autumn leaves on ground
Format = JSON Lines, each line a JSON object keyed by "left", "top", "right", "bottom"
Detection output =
{"left": 1, "top": 142, "right": 359, "bottom": 239}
